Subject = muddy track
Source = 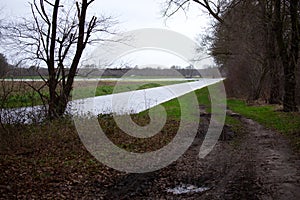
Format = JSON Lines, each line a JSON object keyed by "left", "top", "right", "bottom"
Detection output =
{"left": 239, "top": 116, "right": 300, "bottom": 200}
{"left": 102, "top": 113, "right": 300, "bottom": 199}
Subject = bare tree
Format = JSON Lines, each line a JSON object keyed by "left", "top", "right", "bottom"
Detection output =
{"left": 6, "top": 0, "right": 116, "bottom": 119}
{"left": 210, "top": 1, "right": 271, "bottom": 101}
{"left": 262, "top": 0, "right": 282, "bottom": 104}
{"left": 166, "top": 0, "right": 299, "bottom": 111}
{"left": 162, "top": 0, "right": 242, "bottom": 23}
{"left": 274, "top": 0, "right": 299, "bottom": 112}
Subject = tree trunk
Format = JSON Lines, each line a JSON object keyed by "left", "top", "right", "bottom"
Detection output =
{"left": 269, "top": 64, "right": 281, "bottom": 104}
{"left": 249, "top": 64, "right": 268, "bottom": 102}
{"left": 268, "top": 27, "right": 281, "bottom": 104}
{"left": 274, "top": 0, "right": 298, "bottom": 112}
{"left": 47, "top": 0, "right": 60, "bottom": 119}
{"left": 47, "top": 0, "right": 92, "bottom": 119}
{"left": 283, "top": 0, "right": 299, "bottom": 112}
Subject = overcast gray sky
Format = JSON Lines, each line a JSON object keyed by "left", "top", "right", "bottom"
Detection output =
{"left": 1, "top": 0, "right": 214, "bottom": 68}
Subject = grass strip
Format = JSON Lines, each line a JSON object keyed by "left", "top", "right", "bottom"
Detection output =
{"left": 227, "top": 99, "right": 300, "bottom": 151}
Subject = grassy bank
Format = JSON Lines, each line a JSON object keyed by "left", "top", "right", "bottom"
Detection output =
{"left": 227, "top": 99, "right": 300, "bottom": 151}
{"left": 191, "top": 85, "right": 300, "bottom": 151}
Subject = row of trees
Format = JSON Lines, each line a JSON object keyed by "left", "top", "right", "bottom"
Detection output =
{"left": 1, "top": 0, "right": 299, "bottom": 120}
{"left": 211, "top": 0, "right": 299, "bottom": 111}
{"left": 163, "top": 0, "right": 299, "bottom": 112}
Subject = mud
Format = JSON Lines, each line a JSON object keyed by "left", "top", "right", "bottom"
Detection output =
{"left": 102, "top": 113, "right": 300, "bottom": 199}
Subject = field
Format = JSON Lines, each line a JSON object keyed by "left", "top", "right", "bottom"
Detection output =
{"left": 0, "top": 80, "right": 186, "bottom": 108}
{"left": 1, "top": 79, "right": 299, "bottom": 149}
{"left": 1, "top": 81, "right": 300, "bottom": 199}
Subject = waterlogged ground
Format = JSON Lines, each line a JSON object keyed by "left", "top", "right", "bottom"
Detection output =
{"left": 100, "top": 113, "right": 300, "bottom": 199}
{"left": 1, "top": 111, "right": 300, "bottom": 199}
{"left": 0, "top": 78, "right": 223, "bottom": 123}
{"left": 1, "top": 79, "right": 300, "bottom": 199}
{"left": 71, "top": 78, "right": 223, "bottom": 116}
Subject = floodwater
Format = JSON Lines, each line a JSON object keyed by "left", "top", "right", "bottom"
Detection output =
{"left": 70, "top": 78, "right": 223, "bottom": 116}
{"left": 1, "top": 78, "right": 223, "bottom": 124}
{"left": 166, "top": 184, "right": 210, "bottom": 195}
{"left": 3, "top": 78, "right": 203, "bottom": 82}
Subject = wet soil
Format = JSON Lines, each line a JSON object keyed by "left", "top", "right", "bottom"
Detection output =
{"left": 102, "top": 113, "right": 300, "bottom": 200}
{"left": 1, "top": 112, "right": 300, "bottom": 199}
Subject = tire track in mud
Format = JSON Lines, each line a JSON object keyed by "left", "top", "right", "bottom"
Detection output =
{"left": 102, "top": 112, "right": 300, "bottom": 199}
{"left": 238, "top": 116, "right": 300, "bottom": 200}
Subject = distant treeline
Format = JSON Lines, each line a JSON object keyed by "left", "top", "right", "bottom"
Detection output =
{"left": 5, "top": 67, "right": 226, "bottom": 78}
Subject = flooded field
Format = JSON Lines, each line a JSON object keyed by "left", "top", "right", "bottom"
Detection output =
{"left": 1, "top": 78, "right": 223, "bottom": 123}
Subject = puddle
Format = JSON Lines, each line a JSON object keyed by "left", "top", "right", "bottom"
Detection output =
{"left": 167, "top": 184, "right": 210, "bottom": 195}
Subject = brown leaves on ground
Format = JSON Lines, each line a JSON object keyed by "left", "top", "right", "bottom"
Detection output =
{"left": 0, "top": 119, "right": 124, "bottom": 199}
{"left": 0, "top": 114, "right": 182, "bottom": 199}
{"left": 1, "top": 114, "right": 300, "bottom": 199}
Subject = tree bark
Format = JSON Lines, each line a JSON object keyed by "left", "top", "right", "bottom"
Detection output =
{"left": 268, "top": 17, "right": 281, "bottom": 104}
{"left": 283, "top": 0, "right": 298, "bottom": 112}
{"left": 47, "top": 0, "right": 60, "bottom": 119}
{"left": 274, "top": 0, "right": 298, "bottom": 112}
{"left": 46, "top": 0, "right": 98, "bottom": 118}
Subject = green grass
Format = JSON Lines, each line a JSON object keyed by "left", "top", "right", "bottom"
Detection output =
{"left": 227, "top": 99, "right": 300, "bottom": 150}
{"left": 1, "top": 92, "right": 48, "bottom": 108}
{"left": 225, "top": 116, "right": 244, "bottom": 131}
{"left": 135, "top": 85, "right": 214, "bottom": 121}
{"left": 195, "top": 87, "right": 211, "bottom": 107}
{"left": 134, "top": 83, "right": 227, "bottom": 123}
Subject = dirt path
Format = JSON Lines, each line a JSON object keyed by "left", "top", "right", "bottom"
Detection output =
{"left": 1, "top": 112, "right": 299, "bottom": 199}
{"left": 239, "top": 116, "right": 300, "bottom": 200}
{"left": 104, "top": 113, "right": 300, "bottom": 199}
